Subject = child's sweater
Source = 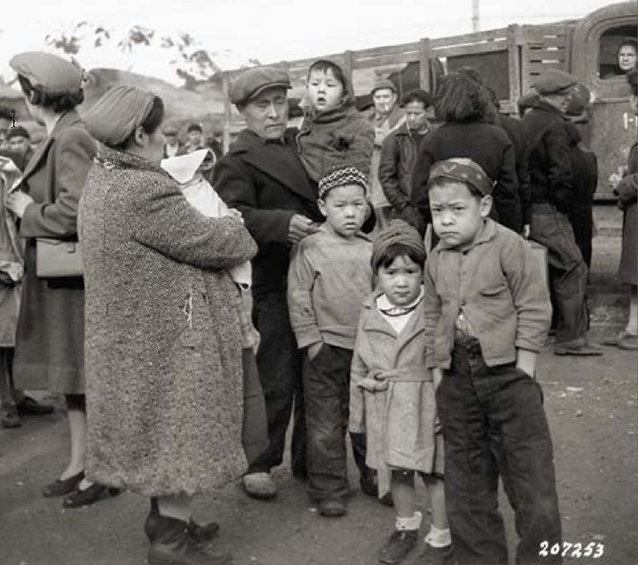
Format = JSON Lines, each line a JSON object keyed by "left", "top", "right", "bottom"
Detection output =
{"left": 287, "top": 228, "right": 372, "bottom": 350}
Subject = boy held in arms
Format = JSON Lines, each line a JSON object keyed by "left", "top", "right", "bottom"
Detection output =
{"left": 349, "top": 220, "right": 453, "bottom": 565}
{"left": 297, "top": 59, "right": 374, "bottom": 183}
{"left": 422, "top": 158, "right": 562, "bottom": 565}
{"left": 287, "top": 165, "right": 375, "bottom": 518}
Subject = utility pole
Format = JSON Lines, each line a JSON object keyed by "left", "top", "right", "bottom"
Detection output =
{"left": 472, "top": 0, "right": 480, "bottom": 32}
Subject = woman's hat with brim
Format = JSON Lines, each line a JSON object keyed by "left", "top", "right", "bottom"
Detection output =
{"left": 9, "top": 52, "right": 84, "bottom": 95}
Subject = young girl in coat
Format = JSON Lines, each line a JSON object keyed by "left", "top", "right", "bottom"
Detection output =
{"left": 297, "top": 59, "right": 374, "bottom": 184}
{"left": 350, "top": 220, "right": 453, "bottom": 565}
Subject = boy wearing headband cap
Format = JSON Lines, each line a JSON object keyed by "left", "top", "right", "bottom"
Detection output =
{"left": 350, "top": 220, "right": 453, "bottom": 565}
{"left": 422, "top": 158, "right": 562, "bottom": 564}
{"left": 287, "top": 164, "right": 374, "bottom": 517}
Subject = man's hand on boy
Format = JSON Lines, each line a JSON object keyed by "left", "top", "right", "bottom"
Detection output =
{"left": 288, "top": 214, "right": 320, "bottom": 244}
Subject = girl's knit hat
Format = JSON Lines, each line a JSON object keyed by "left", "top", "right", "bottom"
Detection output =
{"left": 318, "top": 164, "right": 368, "bottom": 200}
{"left": 371, "top": 219, "right": 425, "bottom": 271}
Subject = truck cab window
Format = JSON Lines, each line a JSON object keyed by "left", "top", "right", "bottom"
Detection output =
{"left": 600, "top": 26, "right": 637, "bottom": 80}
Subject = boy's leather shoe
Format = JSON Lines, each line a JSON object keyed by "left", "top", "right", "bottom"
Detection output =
{"left": 318, "top": 498, "right": 347, "bottom": 517}
{"left": 17, "top": 396, "right": 54, "bottom": 416}
{"left": 412, "top": 544, "right": 455, "bottom": 565}
{"left": 378, "top": 529, "right": 418, "bottom": 564}
{"left": 242, "top": 472, "right": 277, "bottom": 500}
{"left": 554, "top": 343, "right": 602, "bottom": 356}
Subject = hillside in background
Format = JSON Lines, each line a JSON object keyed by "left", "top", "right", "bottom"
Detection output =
{"left": 82, "top": 68, "right": 226, "bottom": 131}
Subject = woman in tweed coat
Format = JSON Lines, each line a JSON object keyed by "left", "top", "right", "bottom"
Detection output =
{"left": 80, "top": 86, "right": 257, "bottom": 565}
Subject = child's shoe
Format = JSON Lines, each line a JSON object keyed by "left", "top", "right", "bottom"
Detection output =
{"left": 318, "top": 497, "right": 347, "bottom": 517}
{"left": 378, "top": 529, "right": 418, "bottom": 564}
{"left": 412, "top": 543, "right": 455, "bottom": 565}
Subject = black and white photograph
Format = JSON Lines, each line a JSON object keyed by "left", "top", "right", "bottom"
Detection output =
{"left": 0, "top": 1, "right": 636, "bottom": 563}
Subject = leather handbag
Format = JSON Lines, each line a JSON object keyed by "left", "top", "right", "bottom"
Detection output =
{"left": 35, "top": 238, "right": 83, "bottom": 278}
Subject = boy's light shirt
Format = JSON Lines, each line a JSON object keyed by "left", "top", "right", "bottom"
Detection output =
{"left": 161, "top": 150, "right": 251, "bottom": 289}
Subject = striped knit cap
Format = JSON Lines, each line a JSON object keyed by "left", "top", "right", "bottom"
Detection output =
{"left": 318, "top": 165, "right": 368, "bottom": 200}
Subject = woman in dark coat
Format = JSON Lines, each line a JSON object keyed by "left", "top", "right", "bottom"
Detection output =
{"left": 81, "top": 85, "right": 257, "bottom": 565}
{"left": 411, "top": 72, "right": 522, "bottom": 236}
{"left": 604, "top": 68, "right": 637, "bottom": 350}
{"left": 6, "top": 52, "right": 110, "bottom": 508}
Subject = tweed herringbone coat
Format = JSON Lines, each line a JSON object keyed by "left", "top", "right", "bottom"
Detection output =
{"left": 80, "top": 146, "right": 258, "bottom": 496}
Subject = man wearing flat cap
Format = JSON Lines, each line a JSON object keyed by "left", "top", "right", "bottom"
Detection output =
{"left": 364, "top": 79, "right": 406, "bottom": 228}
{"left": 522, "top": 69, "right": 601, "bottom": 356}
{"left": 213, "top": 66, "right": 324, "bottom": 500}
{"left": 161, "top": 125, "right": 184, "bottom": 158}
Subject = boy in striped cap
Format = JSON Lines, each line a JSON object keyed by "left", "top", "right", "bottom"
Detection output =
{"left": 287, "top": 164, "right": 375, "bottom": 517}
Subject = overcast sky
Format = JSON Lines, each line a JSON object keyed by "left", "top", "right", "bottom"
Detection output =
{"left": 0, "top": 0, "right": 626, "bottom": 81}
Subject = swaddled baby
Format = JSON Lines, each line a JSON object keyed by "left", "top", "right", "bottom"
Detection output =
{"left": 161, "top": 149, "right": 259, "bottom": 351}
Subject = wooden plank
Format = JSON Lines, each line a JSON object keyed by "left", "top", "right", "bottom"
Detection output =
{"left": 352, "top": 51, "right": 422, "bottom": 68}
{"left": 343, "top": 50, "right": 355, "bottom": 86}
{"left": 433, "top": 41, "right": 508, "bottom": 58}
{"left": 507, "top": 25, "right": 521, "bottom": 108}
{"left": 523, "top": 49, "right": 569, "bottom": 63}
{"left": 430, "top": 27, "right": 509, "bottom": 48}
{"left": 353, "top": 42, "right": 420, "bottom": 60}
{"left": 524, "top": 62, "right": 566, "bottom": 73}
{"left": 419, "top": 38, "right": 431, "bottom": 91}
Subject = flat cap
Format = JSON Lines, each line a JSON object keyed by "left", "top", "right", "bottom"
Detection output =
{"left": 371, "top": 79, "right": 397, "bottom": 95}
{"left": 10, "top": 52, "right": 84, "bottom": 95}
{"left": 230, "top": 67, "right": 291, "bottom": 105}
{"left": 532, "top": 69, "right": 577, "bottom": 96}
{"left": 162, "top": 125, "right": 179, "bottom": 135}
{"left": 564, "top": 83, "right": 591, "bottom": 117}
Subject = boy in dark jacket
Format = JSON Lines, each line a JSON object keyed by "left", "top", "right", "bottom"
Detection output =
{"left": 422, "top": 157, "right": 562, "bottom": 565}
{"left": 378, "top": 89, "right": 433, "bottom": 231}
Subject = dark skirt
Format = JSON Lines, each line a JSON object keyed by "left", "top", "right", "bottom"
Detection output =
{"left": 619, "top": 202, "right": 637, "bottom": 285}
{"left": 13, "top": 242, "right": 85, "bottom": 394}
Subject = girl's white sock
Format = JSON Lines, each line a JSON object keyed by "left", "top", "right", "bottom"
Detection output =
{"left": 395, "top": 511, "right": 423, "bottom": 531}
{"left": 424, "top": 524, "right": 452, "bottom": 548}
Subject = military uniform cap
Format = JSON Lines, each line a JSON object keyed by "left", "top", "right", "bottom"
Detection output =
{"left": 532, "top": 69, "right": 577, "bottom": 95}
{"left": 9, "top": 52, "right": 84, "bottom": 95}
{"left": 371, "top": 79, "right": 397, "bottom": 95}
{"left": 230, "top": 67, "right": 291, "bottom": 105}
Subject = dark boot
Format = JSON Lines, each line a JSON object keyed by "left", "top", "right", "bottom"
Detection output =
{"left": 145, "top": 498, "right": 220, "bottom": 545}
{"left": 147, "top": 514, "right": 231, "bottom": 565}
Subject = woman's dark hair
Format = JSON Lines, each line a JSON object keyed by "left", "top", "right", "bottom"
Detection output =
{"left": 116, "top": 96, "right": 164, "bottom": 150}
{"left": 402, "top": 89, "right": 433, "bottom": 109}
{"left": 433, "top": 72, "right": 493, "bottom": 124}
{"left": 17, "top": 75, "right": 84, "bottom": 113}
{"left": 627, "top": 66, "right": 638, "bottom": 96}
{"left": 373, "top": 242, "right": 426, "bottom": 273}
{"left": 307, "top": 60, "right": 346, "bottom": 88}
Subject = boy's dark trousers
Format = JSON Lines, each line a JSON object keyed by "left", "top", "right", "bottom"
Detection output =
{"left": 436, "top": 339, "right": 562, "bottom": 565}
{"left": 303, "top": 344, "right": 369, "bottom": 502}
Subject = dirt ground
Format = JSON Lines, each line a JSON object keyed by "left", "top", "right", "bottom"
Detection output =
{"left": 1, "top": 232, "right": 636, "bottom": 565}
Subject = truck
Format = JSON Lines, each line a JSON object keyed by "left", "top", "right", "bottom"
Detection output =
{"left": 221, "top": 1, "right": 637, "bottom": 199}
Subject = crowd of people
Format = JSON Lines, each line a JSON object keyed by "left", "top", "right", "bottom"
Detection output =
{"left": 0, "top": 44, "right": 636, "bottom": 565}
